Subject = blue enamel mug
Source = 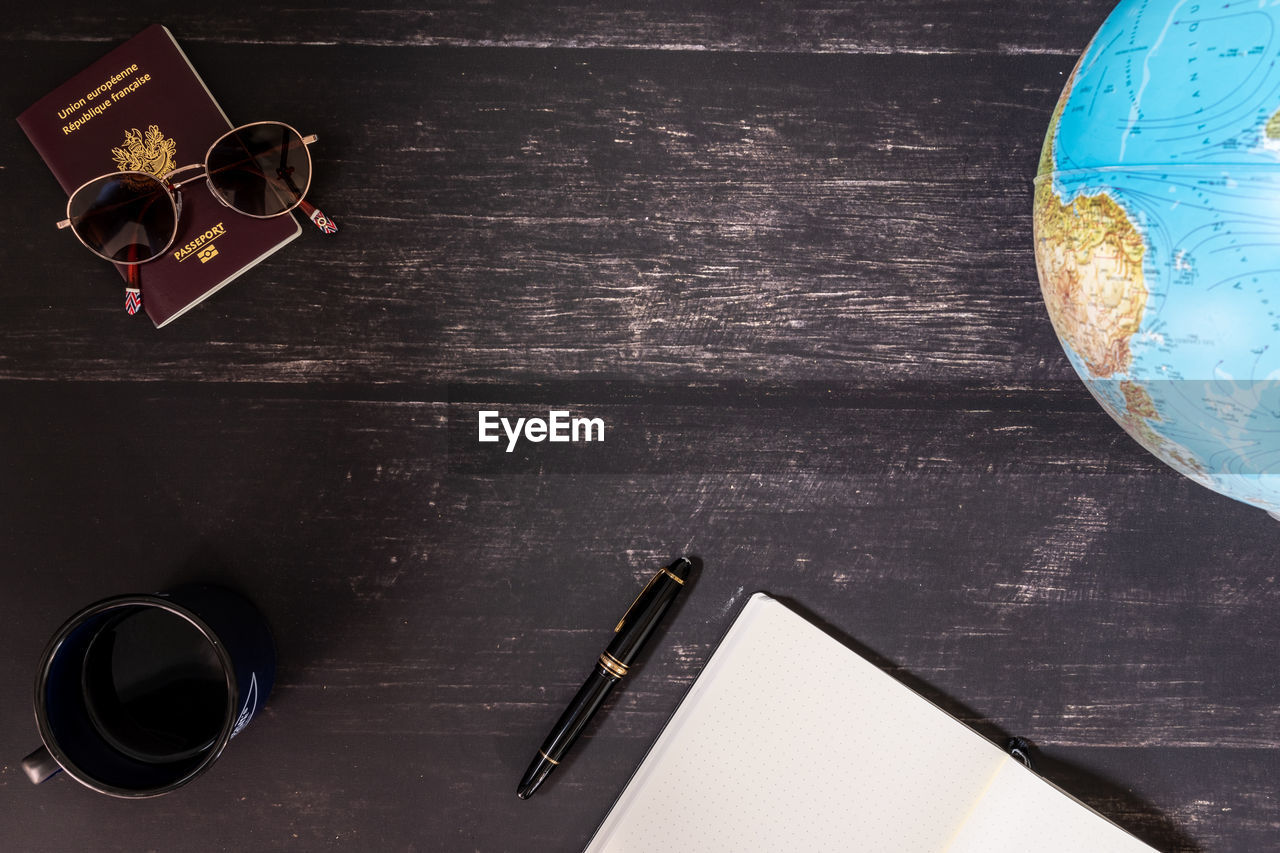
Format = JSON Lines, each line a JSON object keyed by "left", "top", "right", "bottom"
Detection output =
{"left": 21, "top": 585, "right": 275, "bottom": 797}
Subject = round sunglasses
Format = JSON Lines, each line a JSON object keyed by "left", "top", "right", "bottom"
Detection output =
{"left": 58, "top": 121, "right": 336, "bottom": 267}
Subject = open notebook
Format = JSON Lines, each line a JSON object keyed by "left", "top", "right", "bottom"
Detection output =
{"left": 584, "top": 593, "right": 1157, "bottom": 853}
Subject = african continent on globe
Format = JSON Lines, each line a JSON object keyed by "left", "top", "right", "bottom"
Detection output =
{"left": 1034, "top": 0, "right": 1280, "bottom": 517}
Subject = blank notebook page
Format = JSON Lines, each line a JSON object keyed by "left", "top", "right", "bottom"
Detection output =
{"left": 583, "top": 593, "right": 1155, "bottom": 853}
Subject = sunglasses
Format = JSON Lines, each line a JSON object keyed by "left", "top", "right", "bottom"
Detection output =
{"left": 57, "top": 121, "right": 337, "bottom": 314}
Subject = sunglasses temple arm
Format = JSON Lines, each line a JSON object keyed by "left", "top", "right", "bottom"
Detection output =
{"left": 119, "top": 252, "right": 143, "bottom": 316}
{"left": 298, "top": 198, "right": 338, "bottom": 235}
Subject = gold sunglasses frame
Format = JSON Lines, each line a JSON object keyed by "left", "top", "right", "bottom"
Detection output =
{"left": 56, "top": 120, "right": 319, "bottom": 265}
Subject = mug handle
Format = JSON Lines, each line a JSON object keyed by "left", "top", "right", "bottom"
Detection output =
{"left": 22, "top": 745, "right": 61, "bottom": 784}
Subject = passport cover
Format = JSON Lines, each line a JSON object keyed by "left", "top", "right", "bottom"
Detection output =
{"left": 17, "top": 24, "right": 300, "bottom": 327}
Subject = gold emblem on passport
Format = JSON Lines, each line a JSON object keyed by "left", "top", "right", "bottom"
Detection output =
{"left": 111, "top": 124, "right": 176, "bottom": 176}
{"left": 197, "top": 246, "right": 218, "bottom": 263}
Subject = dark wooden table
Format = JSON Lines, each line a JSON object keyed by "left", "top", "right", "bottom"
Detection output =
{"left": 2, "top": 3, "right": 1277, "bottom": 850}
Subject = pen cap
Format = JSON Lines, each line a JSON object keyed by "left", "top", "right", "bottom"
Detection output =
{"left": 605, "top": 559, "right": 691, "bottom": 666}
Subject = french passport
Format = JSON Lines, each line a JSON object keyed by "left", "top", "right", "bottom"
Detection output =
{"left": 17, "top": 24, "right": 299, "bottom": 327}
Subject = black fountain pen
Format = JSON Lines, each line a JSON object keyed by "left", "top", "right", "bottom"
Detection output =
{"left": 517, "top": 557, "right": 693, "bottom": 799}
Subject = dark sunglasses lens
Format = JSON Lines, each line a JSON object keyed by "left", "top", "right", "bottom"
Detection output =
{"left": 207, "top": 123, "right": 310, "bottom": 217}
{"left": 68, "top": 173, "right": 175, "bottom": 263}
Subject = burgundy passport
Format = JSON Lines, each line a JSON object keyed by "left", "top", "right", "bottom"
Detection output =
{"left": 17, "top": 24, "right": 299, "bottom": 327}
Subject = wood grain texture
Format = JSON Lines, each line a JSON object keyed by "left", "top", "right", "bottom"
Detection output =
{"left": 3, "top": 43, "right": 1075, "bottom": 384}
{"left": 6, "top": 1, "right": 1114, "bottom": 55}
{"left": 1, "top": 2, "right": 1277, "bottom": 851}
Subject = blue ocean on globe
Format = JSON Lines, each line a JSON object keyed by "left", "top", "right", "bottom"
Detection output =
{"left": 1034, "top": 0, "right": 1280, "bottom": 516}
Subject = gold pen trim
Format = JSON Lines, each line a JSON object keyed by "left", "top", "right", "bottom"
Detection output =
{"left": 538, "top": 749, "right": 560, "bottom": 766}
{"left": 599, "top": 652, "right": 629, "bottom": 678}
{"left": 615, "top": 563, "right": 684, "bottom": 632}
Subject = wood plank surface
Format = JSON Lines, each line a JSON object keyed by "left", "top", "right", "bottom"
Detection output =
{"left": 5, "top": 1, "right": 1113, "bottom": 55}
{"left": 1, "top": 2, "right": 1277, "bottom": 852}
{"left": 2, "top": 44, "right": 1074, "bottom": 383}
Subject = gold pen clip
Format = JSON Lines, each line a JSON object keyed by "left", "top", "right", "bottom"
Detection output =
{"left": 615, "top": 567, "right": 665, "bottom": 633}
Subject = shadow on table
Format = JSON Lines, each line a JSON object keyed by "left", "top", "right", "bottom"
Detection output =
{"left": 160, "top": 539, "right": 367, "bottom": 698}
{"left": 1031, "top": 749, "right": 1203, "bottom": 853}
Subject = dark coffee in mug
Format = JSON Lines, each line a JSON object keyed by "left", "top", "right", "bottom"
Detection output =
{"left": 81, "top": 606, "right": 229, "bottom": 763}
{"left": 23, "top": 585, "right": 275, "bottom": 797}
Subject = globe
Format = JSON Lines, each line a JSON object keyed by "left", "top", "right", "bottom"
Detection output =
{"left": 1034, "top": 0, "right": 1280, "bottom": 518}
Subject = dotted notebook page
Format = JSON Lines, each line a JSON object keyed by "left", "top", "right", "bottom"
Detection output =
{"left": 583, "top": 593, "right": 1010, "bottom": 853}
{"left": 943, "top": 758, "right": 1156, "bottom": 853}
